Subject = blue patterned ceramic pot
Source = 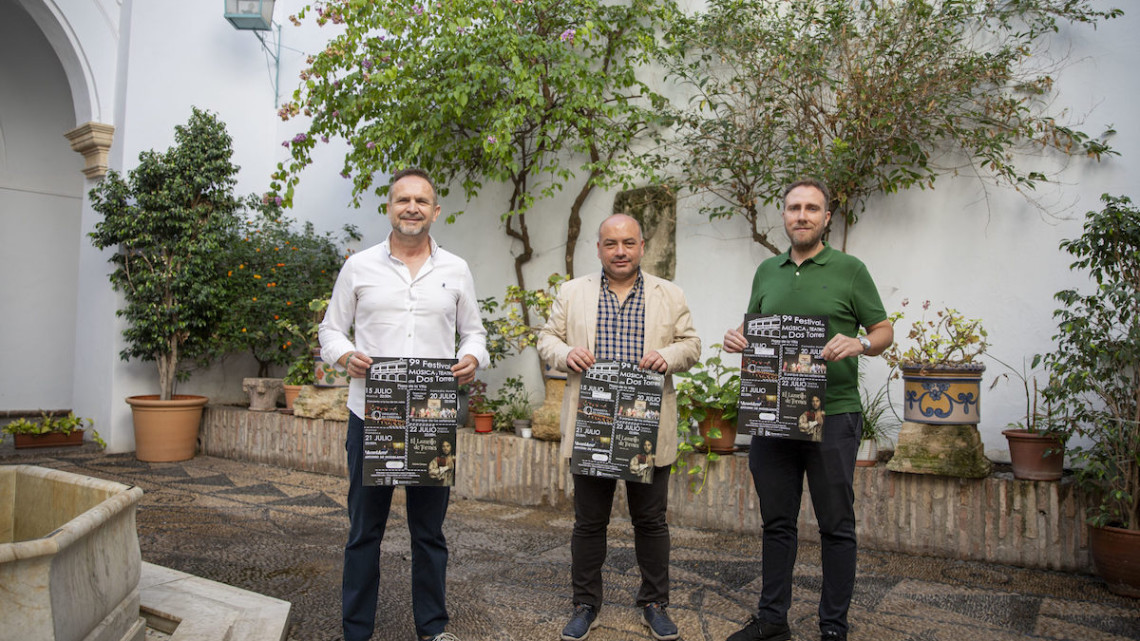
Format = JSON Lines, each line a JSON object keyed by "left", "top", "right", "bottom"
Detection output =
{"left": 900, "top": 363, "right": 985, "bottom": 425}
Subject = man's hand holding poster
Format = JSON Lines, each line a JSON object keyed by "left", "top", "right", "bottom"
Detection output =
{"left": 364, "top": 357, "right": 458, "bottom": 486}
{"left": 736, "top": 314, "right": 829, "bottom": 442}
{"left": 571, "top": 361, "right": 664, "bottom": 483}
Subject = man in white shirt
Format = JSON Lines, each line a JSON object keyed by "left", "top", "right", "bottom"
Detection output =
{"left": 320, "top": 168, "right": 488, "bottom": 641}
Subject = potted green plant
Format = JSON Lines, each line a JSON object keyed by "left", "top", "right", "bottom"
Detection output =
{"left": 493, "top": 377, "right": 536, "bottom": 436}
{"left": 222, "top": 203, "right": 356, "bottom": 410}
{"left": 281, "top": 351, "right": 315, "bottom": 411}
{"left": 674, "top": 345, "right": 740, "bottom": 491}
{"left": 857, "top": 378, "right": 898, "bottom": 468}
{"left": 883, "top": 300, "right": 991, "bottom": 478}
{"left": 276, "top": 297, "right": 330, "bottom": 411}
{"left": 88, "top": 108, "right": 244, "bottom": 462}
{"left": 1042, "top": 194, "right": 1140, "bottom": 597}
{"left": 995, "top": 356, "right": 1064, "bottom": 481}
{"left": 481, "top": 274, "right": 568, "bottom": 367}
{"left": 883, "top": 299, "right": 988, "bottom": 425}
{"left": 466, "top": 379, "right": 496, "bottom": 433}
{"left": 482, "top": 274, "right": 568, "bottom": 440}
{"left": 2, "top": 412, "right": 104, "bottom": 449}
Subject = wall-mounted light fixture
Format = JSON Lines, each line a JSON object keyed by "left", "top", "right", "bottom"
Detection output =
{"left": 224, "top": 0, "right": 282, "bottom": 106}
{"left": 224, "top": 0, "right": 275, "bottom": 31}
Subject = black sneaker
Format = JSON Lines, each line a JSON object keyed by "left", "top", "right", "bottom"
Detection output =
{"left": 560, "top": 603, "right": 599, "bottom": 641}
{"left": 641, "top": 602, "right": 679, "bottom": 641}
{"left": 820, "top": 631, "right": 846, "bottom": 641}
{"left": 726, "top": 615, "right": 791, "bottom": 641}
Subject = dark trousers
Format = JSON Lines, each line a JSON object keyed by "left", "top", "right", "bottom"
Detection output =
{"left": 343, "top": 412, "right": 450, "bottom": 641}
{"left": 571, "top": 466, "right": 672, "bottom": 609}
{"left": 749, "top": 412, "right": 861, "bottom": 636}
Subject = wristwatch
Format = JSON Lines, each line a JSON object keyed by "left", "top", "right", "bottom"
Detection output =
{"left": 858, "top": 336, "right": 871, "bottom": 353}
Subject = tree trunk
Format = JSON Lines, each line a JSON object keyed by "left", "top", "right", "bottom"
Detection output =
{"left": 157, "top": 350, "right": 177, "bottom": 402}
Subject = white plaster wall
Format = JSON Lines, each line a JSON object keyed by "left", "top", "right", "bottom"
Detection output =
{"left": 13, "top": 0, "right": 1139, "bottom": 455}
{"left": 15, "top": 0, "right": 121, "bottom": 125}
{"left": 49, "top": 1, "right": 298, "bottom": 450}
{"left": 272, "top": 3, "right": 1140, "bottom": 454}
{"left": 0, "top": 2, "right": 85, "bottom": 411}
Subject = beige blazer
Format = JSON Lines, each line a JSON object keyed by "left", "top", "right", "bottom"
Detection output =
{"left": 537, "top": 272, "right": 701, "bottom": 466}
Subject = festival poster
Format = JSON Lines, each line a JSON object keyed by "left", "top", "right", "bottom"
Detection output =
{"left": 363, "top": 357, "right": 458, "bottom": 486}
{"left": 736, "top": 314, "right": 828, "bottom": 441}
{"left": 570, "top": 361, "right": 664, "bottom": 483}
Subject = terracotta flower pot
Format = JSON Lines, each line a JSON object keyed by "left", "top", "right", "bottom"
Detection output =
{"left": 1089, "top": 524, "right": 1140, "bottom": 598}
{"left": 283, "top": 384, "right": 303, "bottom": 411}
{"left": 13, "top": 430, "right": 84, "bottom": 449}
{"left": 473, "top": 412, "right": 494, "bottom": 433}
{"left": 125, "top": 394, "right": 208, "bottom": 462}
{"left": 696, "top": 408, "right": 737, "bottom": 454}
{"left": 1002, "top": 428, "right": 1063, "bottom": 481}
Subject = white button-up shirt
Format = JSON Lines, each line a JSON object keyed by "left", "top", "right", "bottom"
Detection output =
{"left": 319, "top": 235, "right": 489, "bottom": 418}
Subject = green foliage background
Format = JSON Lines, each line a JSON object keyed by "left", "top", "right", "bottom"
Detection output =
{"left": 1044, "top": 194, "right": 1140, "bottom": 529}
{"left": 89, "top": 108, "right": 244, "bottom": 400}
{"left": 220, "top": 202, "right": 358, "bottom": 376}
{"left": 664, "top": 0, "right": 1119, "bottom": 252}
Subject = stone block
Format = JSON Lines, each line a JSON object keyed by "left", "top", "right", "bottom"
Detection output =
{"left": 887, "top": 421, "right": 992, "bottom": 478}
{"left": 242, "top": 378, "right": 284, "bottom": 412}
{"left": 293, "top": 386, "right": 349, "bottom": 421}
{"left": 531, "top": 377, "right": 565, "bottom": 442}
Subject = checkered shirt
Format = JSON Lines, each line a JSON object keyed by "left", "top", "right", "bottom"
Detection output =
{"left": 595, "top": 271, "right": 646, "bottom": 363}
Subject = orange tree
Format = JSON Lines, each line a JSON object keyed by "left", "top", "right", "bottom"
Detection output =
{"left": 219, "top": 201, "right": 358, "bottom": 376}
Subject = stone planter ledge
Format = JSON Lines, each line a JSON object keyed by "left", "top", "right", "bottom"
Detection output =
{"left": 200, "top": 405, "right": 1094, "bottom": 573}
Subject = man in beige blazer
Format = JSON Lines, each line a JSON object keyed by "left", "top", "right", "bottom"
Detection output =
{"left": 539, "top": 214, "right": 701, "bottom": 641}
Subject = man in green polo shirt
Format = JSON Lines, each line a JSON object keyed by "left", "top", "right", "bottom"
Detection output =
{"left": 722, "top": 178, "right": 893, "bottom": 641}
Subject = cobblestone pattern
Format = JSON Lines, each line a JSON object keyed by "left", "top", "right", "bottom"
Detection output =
{"left": 3, "top": 446, "right": 1136, "bottom": 641}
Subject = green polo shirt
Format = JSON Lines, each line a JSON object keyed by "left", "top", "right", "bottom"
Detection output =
{"left": 746, "top": 243, "right": 887, "bottom": 414}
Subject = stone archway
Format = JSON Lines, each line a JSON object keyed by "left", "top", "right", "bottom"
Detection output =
{"left": 0, "top": 1, "right": 87, "bottom": 412}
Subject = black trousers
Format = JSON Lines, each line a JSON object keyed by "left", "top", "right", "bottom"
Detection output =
{"left": 749, "top": 412, "right": 861, "bottom": 636}
{"left": 571, "top": 466, "right": 672, "bottom": 609}
{"left": 343, "top": 412, "right": 450, "bottom": 641}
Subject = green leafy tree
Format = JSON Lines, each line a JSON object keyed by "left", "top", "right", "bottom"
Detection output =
{"left": 1044, "top": 194, "right": 1140, "bottom": 529}
{"left": 273, "top": 0, "right": 674, "bottom": 322}
{"left": 664, "top": 0, "right": 1119, "bottom": 253}
{"left": 220, "top": 201, "right": 358, "bottom": 376}
{"left": 88, "top": 108, "right": 243, "bottom": 400}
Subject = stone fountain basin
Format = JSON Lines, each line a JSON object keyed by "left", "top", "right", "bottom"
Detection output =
{"left": 0, "top": 465, "right": 145, "bottom": 641}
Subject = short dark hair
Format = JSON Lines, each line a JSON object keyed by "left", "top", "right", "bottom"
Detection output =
{"left": 782, "top": 178, "right": 831, "bottom": 210}
{"left": 389, "top": 168, "right": 438, "bottom": 204}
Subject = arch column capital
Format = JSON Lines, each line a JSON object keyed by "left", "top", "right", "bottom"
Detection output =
{"left": 64, "top": 121, "right": 115, "bottom": 179}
